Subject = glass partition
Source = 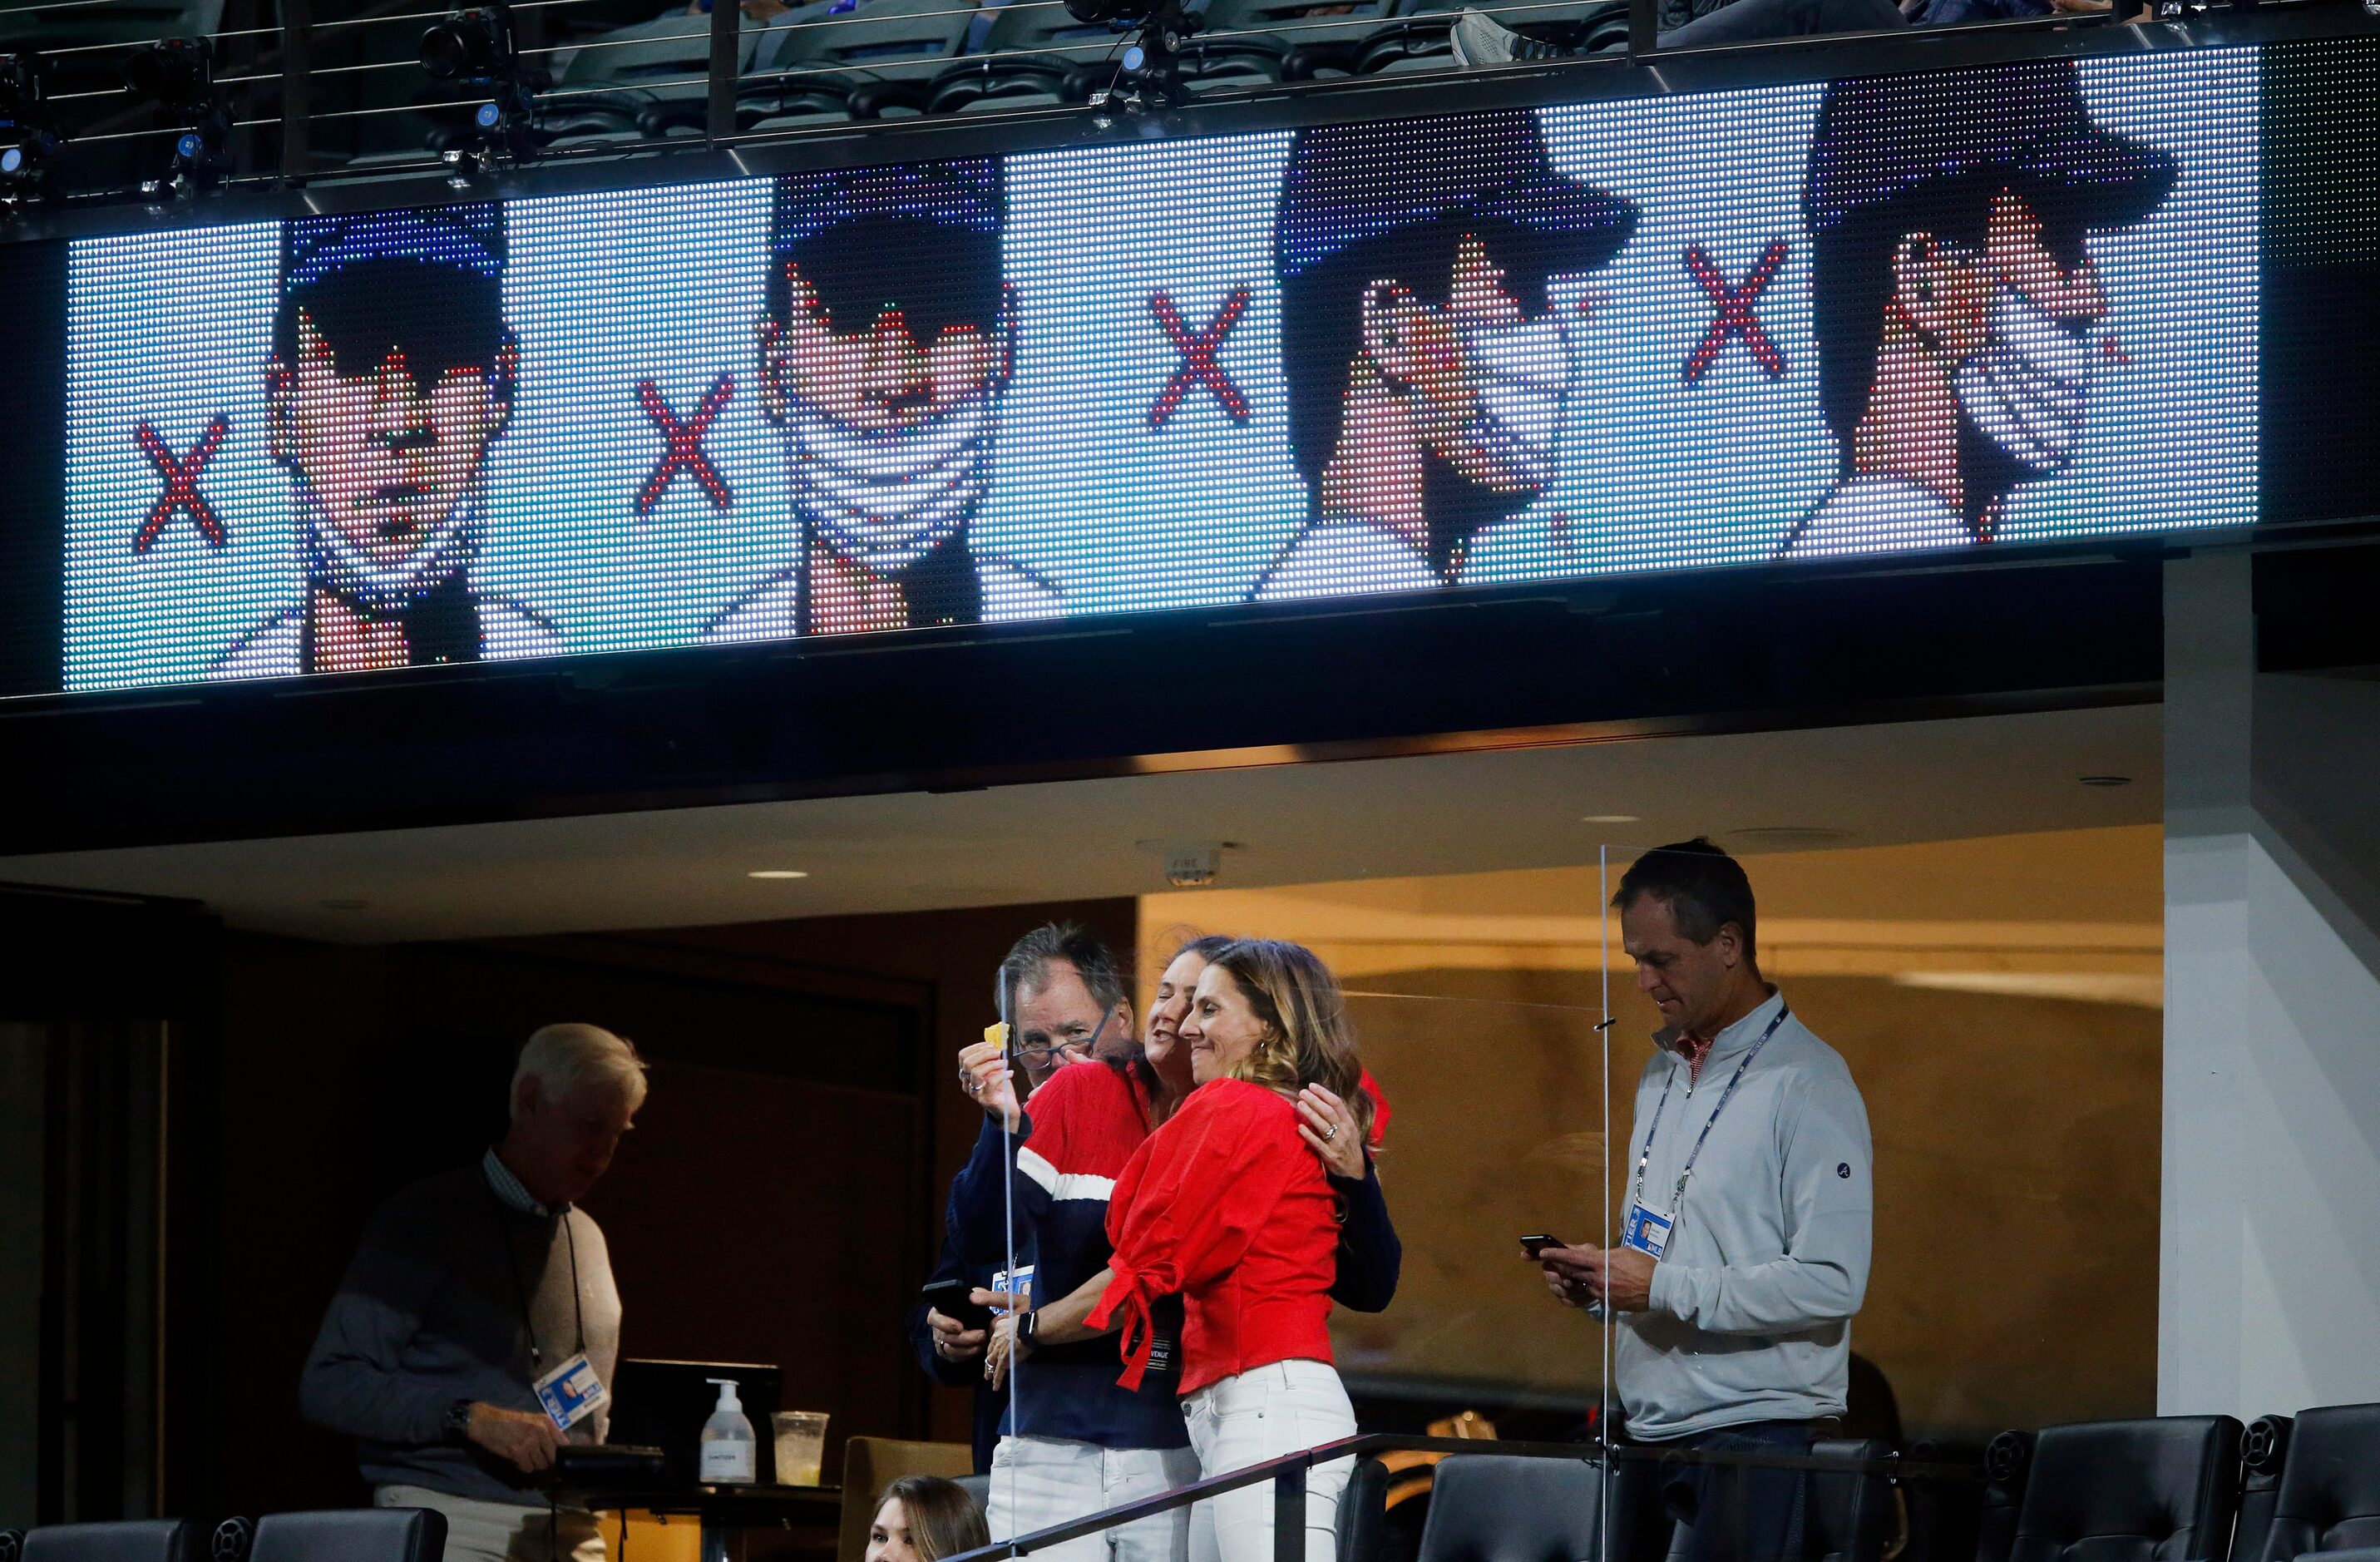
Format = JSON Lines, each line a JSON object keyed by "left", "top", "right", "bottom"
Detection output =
{"left": 1133, "top": 821, "right": 2161, "bottom": 1561}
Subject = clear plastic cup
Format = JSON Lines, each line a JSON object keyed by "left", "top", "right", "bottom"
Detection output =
{"left": 772, "top": 1410, "right": 829, "bottom": 1486}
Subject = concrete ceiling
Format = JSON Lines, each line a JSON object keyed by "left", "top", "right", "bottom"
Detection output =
{"left": 0, "top": 702, "right": 2162, "bottom": 944}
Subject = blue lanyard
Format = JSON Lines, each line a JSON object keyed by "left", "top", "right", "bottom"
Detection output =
{"left": 1630, "top": 1000, "right": 1790, "bottom": 1217}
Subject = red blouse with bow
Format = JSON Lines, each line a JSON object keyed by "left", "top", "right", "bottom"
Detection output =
{"left": 1088, "top": 1078, "right": 1340, "bottom": 1396}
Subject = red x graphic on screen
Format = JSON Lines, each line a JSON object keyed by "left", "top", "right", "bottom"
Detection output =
{"left": 635, "top": 374, "right": 735, "bottom": 517}
{"left": 1683, "top": 240, "right": 1789, "bottom": 385}
{"left": 131, "top": 416, "right": 230, "bottom": 553}
{"left": 1148, "top": 288, "right": 1252, "bottom": 430}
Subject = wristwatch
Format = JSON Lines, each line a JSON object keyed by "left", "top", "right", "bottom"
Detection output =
{"left": 1016, "top": 1309, "right": 1039, "bottom": 1350}
{"left": 442, "top": 1399, "right": 476, "bottom": 1445}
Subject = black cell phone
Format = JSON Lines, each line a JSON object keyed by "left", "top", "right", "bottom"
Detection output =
{"left": 920, "top": 1278, "right": 995, "bottom": 1330}
{"left": 1519, "top": 1233, "right": 1566, "bottom": 1259}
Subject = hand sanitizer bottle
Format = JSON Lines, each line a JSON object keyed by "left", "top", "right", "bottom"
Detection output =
{"left": 699, "top": 1377, "right": 757, "bottom": 1484}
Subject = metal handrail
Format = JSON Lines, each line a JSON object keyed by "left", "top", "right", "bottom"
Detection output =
{"left": 939, "top": 1431, "right": 1983, "bottom": 1562}
{"left": 14, "top": 0, "right": 2330, "bottom": 219}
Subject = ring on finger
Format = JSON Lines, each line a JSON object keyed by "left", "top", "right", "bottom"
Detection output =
{"left": 1321, "top": 1123, "right": 1337, "bottom": 1140}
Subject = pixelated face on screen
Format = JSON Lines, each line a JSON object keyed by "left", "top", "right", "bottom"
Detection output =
{"left": 272, "top": 217, "right": 513, "bottom": 600}
{"left": 716, "top": 162, "right": 1026, "bottom": 642}
{"left": 57, "top": 51, "right": 2258, "bottom": 692}
{"left": 1786, "top": 60, "right": 2181, "bottom": 557}
{"left": 1257, "top": 111, "right": 1637, "bottom": 601}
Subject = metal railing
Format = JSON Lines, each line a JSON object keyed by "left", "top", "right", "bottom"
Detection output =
{"left": 0, "top": 0, "right": 2232, "bottom": 204}
{"left": 938, "top": 1432, "right": 1986, "bottom": 1562}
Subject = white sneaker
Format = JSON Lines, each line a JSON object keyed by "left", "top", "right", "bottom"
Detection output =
{"left": 1449, "top": 7, "right": 1516, "bottom": 65}
{"left": 1450, "top": 7, "right": 1571, "bottom": 66}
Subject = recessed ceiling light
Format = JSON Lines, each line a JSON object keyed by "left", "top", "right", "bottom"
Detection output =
{"left": 1729, "top": 826, "right": 1852, "bottom": 846}
{"left": 1581, "top": 813, "right": 1641, "bottom": 824}
{"left": 747, "top": 869, "right": 811, "bottom": 879}
{"left": 2079, "top": 775, "right": 2133, "bottom": 788}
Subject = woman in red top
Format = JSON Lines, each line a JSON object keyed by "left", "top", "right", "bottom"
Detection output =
{"left": 1092, "top": 938, "right": 1374, "bottom": 1562}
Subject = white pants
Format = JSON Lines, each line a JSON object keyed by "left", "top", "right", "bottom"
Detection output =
{"left": 989, "top": 1436, "right": 1202, "bottom": 1562}
{"left": 1182, "top": 1361, "right": 1356, "bottom": 1562}
{"left": 376, "top": 1485, "right": 605, "bottom": 1562}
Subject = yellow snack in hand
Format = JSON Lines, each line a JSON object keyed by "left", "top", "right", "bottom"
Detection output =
{"left": 983, "top": 1021, "right": 1010, "bottom": 1048}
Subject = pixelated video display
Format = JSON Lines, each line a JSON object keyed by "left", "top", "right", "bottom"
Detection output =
{"left": 60, "top": 50, "right": 2257, "bottom": 690}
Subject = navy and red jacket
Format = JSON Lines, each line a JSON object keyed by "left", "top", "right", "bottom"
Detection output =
{"left": 947, "top": 1057, "right": 1400, "bottom": 1447}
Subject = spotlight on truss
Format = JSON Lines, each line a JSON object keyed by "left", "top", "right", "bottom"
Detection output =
{"left": 122, "top": 38, "right": 229, "bottom": 197}
{"left": 1072, "top": 0, "right": 1201, "bottom": 112}
{"left": 421, "top": 4, "right": 540, "bottom": 167}
{"left": 1, "top": 52, "right": 65, "bottom": 208}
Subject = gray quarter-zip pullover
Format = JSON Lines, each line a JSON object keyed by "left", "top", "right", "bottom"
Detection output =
{"left": 1616, "top": 990, "right": 1874, "bottom": 1441}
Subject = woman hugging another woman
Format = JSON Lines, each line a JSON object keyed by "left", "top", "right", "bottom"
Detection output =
{"left": 1092, "top": 939, "right": 1374, "bottom": 1562}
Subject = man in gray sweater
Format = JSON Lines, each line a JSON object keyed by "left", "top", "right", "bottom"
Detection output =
{"left": 303, "top": 1024, "right": 644, "bottom": 1562}
{"left": 1536, "top": 840, "right": 1873, "bottom": 1562}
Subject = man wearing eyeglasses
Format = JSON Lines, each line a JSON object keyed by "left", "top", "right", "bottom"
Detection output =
{"left": 909, "top": 925, "right": 1133, "bottom": 1469}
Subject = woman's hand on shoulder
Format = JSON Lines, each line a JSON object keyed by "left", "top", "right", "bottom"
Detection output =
{"left": 1296, "top": 1084, "right": 1366, "bottom": 1180}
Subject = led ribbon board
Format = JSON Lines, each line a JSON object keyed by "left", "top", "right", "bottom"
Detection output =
{"left": 60, "top": 49, "right": 2258, "bottom": 691}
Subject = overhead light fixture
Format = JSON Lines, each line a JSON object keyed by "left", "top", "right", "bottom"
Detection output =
{"left": 420, "top": 7, "right": 508, "bottom": 81}
{"left": 123, "top": 37, "right": 210, "bottom": 104}
{"left": 1728, "top": 826, "right": 1852, "bottom": 848}
{"left": 1581, "top": 813, "right": 1640, "bottom": 824}
{"left": 747, "top": 869, "right": 811, "bottom": 880}
{"left": 1138, "top": 838, "right": 1233, "bottom": 890}
{"left": 1069, "top": 0, "right": 1197, "bottom": 113}
{"left": 121, "top": 38, "right": 228, "bottom": 196}
{"left": 0, "top": 52, "right": 62, "bottom": 209}
{"left": 2079, "top": 774, "right": 2134, "bottom": 788}
{"left": 421, "top": 2, "right": 539, "bottom": 167}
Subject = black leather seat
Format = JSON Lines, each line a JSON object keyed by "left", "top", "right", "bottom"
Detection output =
{"left": 2254, "top": 1402, "right": 2380, "bottom": 1562}
{"left": 953, "top": 1474, "right": 991, "bottom": 1519}
{"left": 2007, "top": 1417, "right": 2244, "bottom": 1562}
{"left": 1808, "top": 1439, "right": 1895, "bottom": 1562}
{"left": 1414, "top": 1454, "right": 1607, "bottom": 1562}
{"left": 2234, "top": 1416, "right": 2294, "bottom": 1562}
{"left": 1978, "top": 1431, "right": 2039, "bottom": 1562}
{"left": 1340, "top": 1456, "right": 1396, "bottom": 1562}
{"left": 22, "top": 1522, "right": 200, "bottom": 1562}
{"left": 249, "top": 1510, "right": 446, "bottom": 1562}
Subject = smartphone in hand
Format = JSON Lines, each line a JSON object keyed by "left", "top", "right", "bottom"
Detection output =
{"left": 919, "top": 1278, "right": 996, "bottom": 1330}
{"left": 1519, "top": 1233, "right": 1566, "bottom": 1260}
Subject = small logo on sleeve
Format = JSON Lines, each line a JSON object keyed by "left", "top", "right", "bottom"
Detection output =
{"left": 1837, "top": 1163, "right": 1851, "bottom": 1178}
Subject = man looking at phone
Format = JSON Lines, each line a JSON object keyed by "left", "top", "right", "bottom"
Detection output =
{"left": 1533, "top": 841, "right": 1871, "bottom": 1562}
{"left": 908, "top": 924, "right": 1128, "bottom": 1469}
{"left": 302, "top": 1025, "right": 646, "bottom": 1562}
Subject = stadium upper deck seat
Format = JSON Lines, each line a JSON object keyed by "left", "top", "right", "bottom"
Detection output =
{"left": 2233, "top": 1416, "right": 2294, "bottom": 1562}
{"left": 760, "top": 0, "right": 981, "bottom": 117}
{"left": 0, "top": 0, "right": 221, "bottom": 51}
{"left": 2007, "top": 1416, "right": 2244, "bottom": 1562}
{"left": 249, "top": 1510, "right": 447, "bottom": 1562}
{"left": 1977, "top": 1431, "right": 2038, "bottom": 1562}
{"left": 2250, "top": 1403, "right": 2380, "bottom": 1562}
{"left": 1809, "top": 1438, "right": 1898, "bottom": 1562}
{"left": 559, "top": 10, "right": 752, "bottom": 96}
{"left": 19, "top": 1522, "right": 199, "bottom": 1562}
{"left": 733, "top": 1, "right": 864, "bottom": 130}
{"left": 1410, "top": 1453, "right": 1607, "bottom": 1562}
{"left": 926, "top": 0, "right": 1120, "bottom": 114}
{"left": 1192, "top": 0, "right": 1398, "bottom": 83}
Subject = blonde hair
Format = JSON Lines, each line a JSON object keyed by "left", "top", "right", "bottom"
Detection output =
{"left": 511, "top": 1023, "right": 647, "bottom": 1119}
{"left": 1205, "top": 939, "right": 1373, "bottom": 1145}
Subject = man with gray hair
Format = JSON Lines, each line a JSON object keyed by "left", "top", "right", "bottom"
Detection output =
{"left": 304, "top": 1024, "right": 647, "bottom": 1562}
